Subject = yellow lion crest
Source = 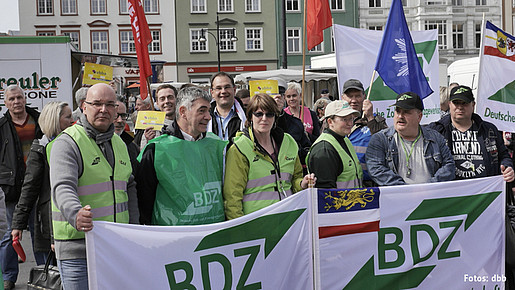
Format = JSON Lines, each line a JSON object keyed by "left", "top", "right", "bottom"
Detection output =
{"left": 324, "top": 189, "right": 375, "bottom": 211}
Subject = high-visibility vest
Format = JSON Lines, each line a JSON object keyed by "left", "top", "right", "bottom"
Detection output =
{"left": 310, "top": 132, "right": 363, "bottom": 188}
{"left": 349, "top": 125, "right": 371, "bottom": 180}
{"left": 233, "top": 132, "right": 298, "bottom": 215}
{"left": 47, "top": 124, "right": 131, "bottom": 240}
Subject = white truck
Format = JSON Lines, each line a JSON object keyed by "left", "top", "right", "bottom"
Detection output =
{"left": 0, "top": 36, "right": 76, "bottom": 111}
{"left": 447, "top": 57, "right": 479, "bottom": 96}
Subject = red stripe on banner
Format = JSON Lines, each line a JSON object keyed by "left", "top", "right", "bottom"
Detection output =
{"left": 319, "top": 221, "right": 380, "bottom": 239}
{"left": 484, "top": 46, "right": 515, "bottom": 61}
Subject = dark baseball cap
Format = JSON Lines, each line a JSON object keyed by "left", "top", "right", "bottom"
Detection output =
{"left": 321, "top": 89, "right": 329, "bottom": 94}
{"left": 391, "top": 92, "right": 424, "bottom": 111}
{"left": 343, "top": 79, "right": 364, "bottom": 93}
{"left": 450, "top": 85, "right": 474, "bottom": 103}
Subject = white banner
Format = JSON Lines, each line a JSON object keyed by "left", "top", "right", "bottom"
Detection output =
{"left": 86, "top": 177, "right": 505, "bottom": 289}
{"left": 318, "top": 176, "right": 505, "bottom": 289}
{"left": 476, "top": 21, "right": 515, "bottom": 132}
{"left": 334, "top": 25, "right": 440, "bottom": 125}
{"left": 86, "top": 191, "right": 314, "bottom": 290}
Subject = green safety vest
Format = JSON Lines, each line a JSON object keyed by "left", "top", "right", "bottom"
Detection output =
{"left": 148, "top": 132, "right": 227, "bottom": 226}
{"left": 47, "top": 125, "right": 132, "bottom": 240}
{"left": 233, "top": 131, "right": 298, "bottom": 215}
{"left": 309, "top": 132, "right": 363, "bottom": 189}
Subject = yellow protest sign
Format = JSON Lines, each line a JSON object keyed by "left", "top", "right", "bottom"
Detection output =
{"left": 249, "top": 80, "right": 279, "bottom": 96}
{"left": 134, "top": 111, "right": 167, "bottom": 131}
{"left": 83, "top": 62, "right": 113, "bottom": 85}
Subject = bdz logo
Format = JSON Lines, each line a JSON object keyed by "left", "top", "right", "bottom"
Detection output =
{"left": 91, "top": 157, "right": 100, "bottom": 165}
{"left": 253, "top": 156, "right": 260, "bottom": 162}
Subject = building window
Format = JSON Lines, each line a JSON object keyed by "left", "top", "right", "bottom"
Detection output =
{"left": 38, "top": 0, "right": 53, "bottom": 15}
{"left": 452, "top": 24, "right": 464, "bottom": 49}
{"left": 245, "top": 28, "right": 262, "bottom": 51}
{"left": 368, "top": 25, "right": 383, "bottom": 30}
{"left": 91, "top": 31, "right": 109, "bottom": 53}
{"left": 120, "top": 0, "right": 128, "bottom": 13}
{"left": 91, "top": 0, "right": 107, "bottom": 14}
{"left": 61, "top": 0, "right": 77, "bottom": 14}
{"left": 476, "top": 0, "right": 486, "bottom": 4}
{"left": 309, "top": 43, "right": 323, "bottom": 53}
{"left": 330, "top": 0, "right": 344, "bottom": 10}
{"left": 62, "top": 31, "right": 80, "bottom": 49}
{"left": 402, "top": 0, "right": 407, "bottom": 5}
{"left": 246, "top": 0, "right": 260, "bottom": 12}
{"left": 190, "top": 29, "right": 207, "bottom": 52}
{"left": 149, "top": 30, "right": 161, "bottom": 53}
{"left": 191, "top": 0, "right": 206, "bottom": 13}
{"left": 37, "top": 31, "right": 56, "bottom": 36}
{"left": 369, "top": 0, "right": 381, "bottom": 7}
{"left": 287, "top": 28, "right": 301, "bottom": 53}
{"left": 452, "top": 0, "right": 462, "bottom": 5}
{"left": 425, "top": 20, "right": 447, "bottom": 49}
{"left": 218, "top": 0, "right": 233, "bottom": 12}
{"left": 120, "top": 30, "right": 136, "bottom": 53}
{"left": 475, "top": 22, "right": 482, "bottom": 48}
{"left": 219, "top": 29, "right": 236, "bottom": 51}
{"left": 427, "top": 0, "right": 445, "bottom": 4}
{"left": 143, "top": 0, "right": 158, "bottom": 13}
{"left": 286, "top": 0, "right": 300, "bottom": 11}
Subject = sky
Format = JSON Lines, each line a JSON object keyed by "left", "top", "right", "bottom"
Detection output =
{"left": 0, "top": 0, "right": 19, "bottom": 33}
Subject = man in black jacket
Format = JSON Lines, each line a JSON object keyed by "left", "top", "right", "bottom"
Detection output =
{"left": 429, "top": 85, "right": 514, "bottom": 182}
{"left": 209, "top": 72, "right": 246, "bottom": 142}
{"left": 0, "top": 85, "right": 43, "bottom": 290}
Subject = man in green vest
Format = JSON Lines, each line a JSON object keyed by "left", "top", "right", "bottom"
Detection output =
{"left": 307, "top": 100, "right": 363, "bottom": 189}
{"left": 136, "top": 87, "right": 228, "bottom": 226}
{"left": 48, "top": 83, "right": 138, "bottom": 290}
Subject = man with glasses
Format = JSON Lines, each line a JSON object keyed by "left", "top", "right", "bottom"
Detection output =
{"left": 114, "top": 100, "right": 139, "bottom": 173}
{"left": 48, "top": 83, "right": 139, "bottom": 290}
{"left": 209, "top": 72, "right": 246, "bottom": 142}
{"left": 366, "top": 92, "right": 455, "bottom": 186}
{"left": 307, "top": 100, "right": 363, "bottom": 189}
{"left": 140, "top": 84, "right": 178, "bottom": 149}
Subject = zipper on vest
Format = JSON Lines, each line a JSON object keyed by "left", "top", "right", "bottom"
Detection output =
{"left": 110, "top": 175, "right": 116, "bottom": 223}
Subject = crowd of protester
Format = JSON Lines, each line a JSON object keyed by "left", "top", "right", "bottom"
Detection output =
{"left": 0, "top": 73, "right": 514, "bottom": 289}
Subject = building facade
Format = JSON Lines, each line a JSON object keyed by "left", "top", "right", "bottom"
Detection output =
{"left": 175, "top": 0, "right": 279, "bottom": 83}
{"left": 18, "top": 0, "right": 178, "bottom": 83}
{"left": 284, "top": 0, "right": 359, "bottom": 69}
{"left": 359, "top": 0, "right": 502, "bottom": 66}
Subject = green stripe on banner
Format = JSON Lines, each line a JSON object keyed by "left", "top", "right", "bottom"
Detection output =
{"left": 344, "top": 256, "right": 435, "bottom": 290}
{"left": 195, "top": 209, "right": 305, "bottom": 258}
{"left": 405, "top": 191, "right": 501, "bottom": 230}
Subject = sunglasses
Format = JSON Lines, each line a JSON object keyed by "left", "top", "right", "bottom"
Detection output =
{"left": 116, "top": 113, "right": 129, "bottom": 120}
{"left": 253, "top": 112, "right": 275, "bottom": 118}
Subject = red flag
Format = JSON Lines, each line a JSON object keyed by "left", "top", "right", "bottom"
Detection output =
{"left": 128, "top": 0, "right": 152, "bottom": 99}
{"left": 306, "top": 0, "right": 332, "bottom": 50}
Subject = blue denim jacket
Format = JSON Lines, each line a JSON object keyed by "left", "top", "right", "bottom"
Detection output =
{"left": 365, "top": 126, "right": 455, "bottom": 186}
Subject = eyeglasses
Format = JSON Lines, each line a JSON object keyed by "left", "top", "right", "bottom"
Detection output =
{"left": 212, "top": 85, "right": 234, "bottom": 92}
{"left": 84, "top": 101, "right": 118, "bottom": 109}
{"left": 116, "top": 113, "right": 129, "bottom": 120}
{"left": 253, "top": 112, "right": 276, "bottom": 118}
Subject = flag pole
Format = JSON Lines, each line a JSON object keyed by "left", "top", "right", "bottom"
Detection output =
{"left": 366, "top": 70, "right": 376, "bottom": 100}
{"left": 476, "top": 13, "right": 486, "bottom": 92}
{"left": 146, "top": 76, "right": 155, "bottom": 110}
{"left": 300, "top": 0, "right": 308, "bottom": 124}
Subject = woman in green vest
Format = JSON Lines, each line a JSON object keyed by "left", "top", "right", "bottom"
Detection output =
{"left": 223, "top": 93, "right": 316, "bottom": 220}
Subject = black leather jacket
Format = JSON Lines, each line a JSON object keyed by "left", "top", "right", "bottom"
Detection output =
{"left": 0, "top": 106, "right": 42, "bottom": 202}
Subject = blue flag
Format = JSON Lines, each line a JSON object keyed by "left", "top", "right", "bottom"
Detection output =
{"left": 374, "top": 0, "right": 433, "bottom": 99}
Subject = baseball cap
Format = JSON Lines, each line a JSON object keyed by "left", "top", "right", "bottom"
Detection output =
{"left": 323, "top": 100, "right": 360, "bottom": 120}
{"left": 342, "top": 79, "right": 364, "bottom": 93}
{"left": 391, "top": 92, "right": 424, "bottom": 111}
{"left": 321, "top": 89, "right": 329, "bottom": 94}
{"left": 450, "top": 85, "right": 474, "bottom": 103}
